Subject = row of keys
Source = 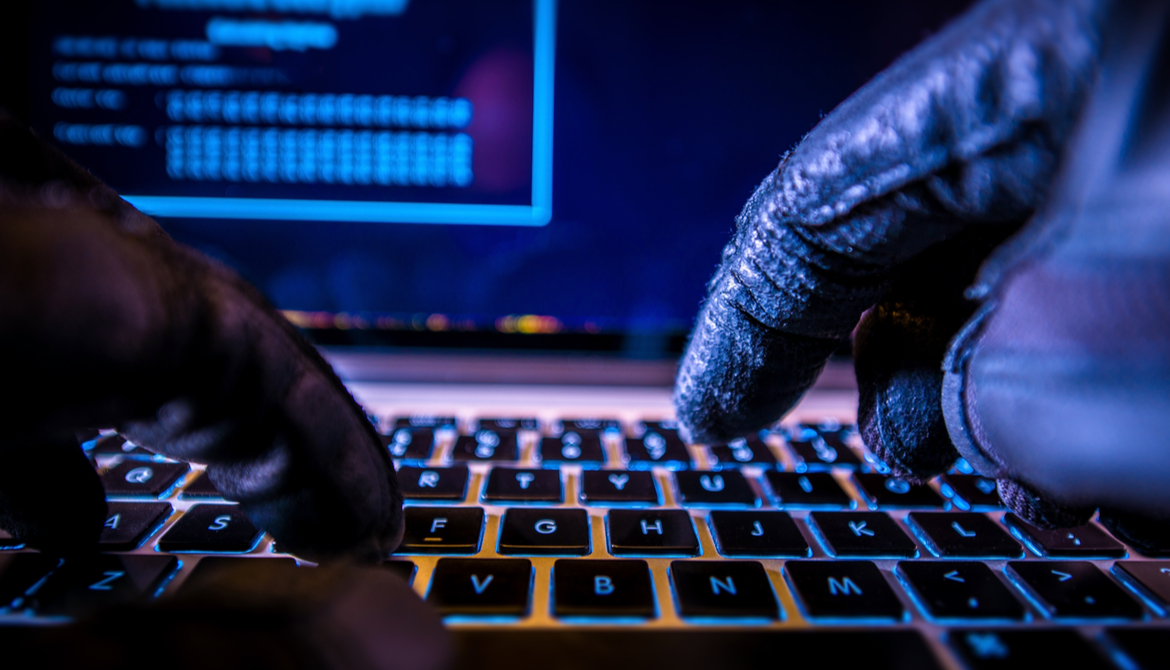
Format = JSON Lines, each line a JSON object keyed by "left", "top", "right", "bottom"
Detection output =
{"left": 33, "top": 503, "right": 261, "bottom": 554}
{"left": 407, "top": 556, "right": 1157, "bottom": 622}
{"left": 400, "top": 507, "right": 1072, "bottom": 560}
{"left": 398, "top": 466, "right": 950, "bottom": 509}
{"left": 381, "top": 426, "right": 866, "bottom": 472}
{"left": 2, "top": 550, "right": 1161, "bottom": 624}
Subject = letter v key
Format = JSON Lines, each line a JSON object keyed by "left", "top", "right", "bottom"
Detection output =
{"left": 471, "top": 574, "right": 494, "bottom": 594}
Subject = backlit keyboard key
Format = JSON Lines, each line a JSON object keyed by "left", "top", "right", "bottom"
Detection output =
{"left": 708, "top": 511, "right": 810, "bottom": 557}
{"left": 100, "top": 461, "right": 190, "bottom": 497}
{"left": 1107, "top": 628, "right": 1169, "bottom": 670}
{"left": 497, "top": 508, "right": 590, "bottom": 555}
{"left": 382, "top": 559, "right": 417, "bottom": 584}
{"left": 607, "top": 509, "right": 699, "bottom": 556}
{"left": 552, "top": 559, "right": 655, "bottom": 618}
{"left": 557, "top": 418, "right": 619, "bottom": 435}
{"left": 400, "top": 506, "right": 484, "bottom": 554}
{"left": 1007, "top": 561, "right": 1142, "bottom": 619}
{"left": 382, "top": 428, "right": 434, "bottom": 460}
{"left": 907, "top": 512, "right": 1023, "bottom": 558}
{"left": 0, "top": 554, "right": 61, "bottom": 612}
{"left": 179, "top": 472, "right": 223, "bottom": 499}
{"left": 785, "top": 560, "right": 904, "bottom": 620}
{"left": 708, "top": 436, "right": 778, "bottom": 468}
{"left": 765, "top": 472, "right": 852, "bottom": 508}
{"left": 639, "top": 420, "right": 681, "bottom": 434}
{"left": 451, "top": 430, "right": 519, "bottom": 462}
{"left": 1113, "top": 561, "right": 1170, "bottom": 613}
{"left": 579, "top": 470, "right": 658, "bottom": 505}
{"left": 88, "top": 435, "right": 148, "bottom": 458}
{"left": 30, "top": 554, "right": 177, "bottom": 617}
{"left": 897, "top": 561, "right": 1024, "bottom": 620}
{"left": 670, "top": 560, "right": 779, "bottom": 619}
{"left": 397, "top": 465, "right": 469, "bottom": 501}
{"left": 941, "top": 474, "right": 1003, "bottom": 509}
{"left": 538, "top": 432, "right": 605, "bottom": 465}
{"left": 624, "top": 432, "right": 691, "bottom": 470}
{"left": 98, "top": 502, "right": 173, "bottom": 551}
{"left": 674, "top": 471, "right": 758, "bottom": 506}
{"left": 478, "top": 417, "right": 538, "bottom": 431}
{"left": 809, "top": 512, "right": 918, "bottom": 558}
{"left": 950, "top": 629, "right": 1112, "bottom": 670}
{"left": 852, "top": 474, "right": 945, "bottom": 508}
{"left": 394, "top": 415, "right": 455, "bottom": 429}
{"left": 786, "top": 436, "right": 861, "bottom": 470}
{"left": 157, "top": 505, "right": 261, "bottom": 553}
{"left": 179, "top": 557, "right": 300, "bottom": 598}
{"left": 482, "top": 468, "right": 562, "bottom": 503}
{"left": 1003, "top": 515, "right": 1126, "bottom": 558}
{"left": 427, "top": 558, "right": 532, "bottom": 616}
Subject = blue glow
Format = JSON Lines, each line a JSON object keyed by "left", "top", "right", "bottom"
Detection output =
{"left": 122, "top": 0, "right": 556, "bottom": 226}
{"left": 780, "top": 570, "right": 907, "bottom": 625}
{"left": 804, "top": 515, "right": 919, "bottom": 560}
{"left": 1001, "top": 564, "right": 1148, "bottom": 623}
{"left": 150, "top": 558, "right": 184, "bottom": 598}
{"left": 206, "top": 19, "right": 338, "bottom": 51}
{"left": 892, "top": 564, "right": 1031, "bottom": 624}
{"left": 548, "top": 564, "right": 661, "bottom": 621}
{"left": 1110, "top": 564, "right": 1169, "bottom": 616}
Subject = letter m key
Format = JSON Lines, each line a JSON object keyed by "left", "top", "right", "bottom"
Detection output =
{"left": 827, "top": 576, "right": 862, "bottom": 596}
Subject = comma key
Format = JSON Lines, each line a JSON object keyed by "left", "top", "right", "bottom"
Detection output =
{"left": 785, "top": 560, "right": 904, "bottom": 620}
{"left": 552, "top": 559, "right": 655, "bottom": 618}
{"left": 427, "top": 558, "right": 532, "bottom": 616}
{"left": 397, "top": 465, "right": 469, "bottom": 501}
{"left": 400, "top": 506, "right": 485, "bottom": 554}
{"left": 897, "top": 561, "right": 1025, "bottom": 620}
{"left": 156, "top": 505, "right": 261, "bottom": 553}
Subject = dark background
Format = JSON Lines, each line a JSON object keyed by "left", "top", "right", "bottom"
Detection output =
{"left": 2, "top": 0, "right": 977, "bottom": 355}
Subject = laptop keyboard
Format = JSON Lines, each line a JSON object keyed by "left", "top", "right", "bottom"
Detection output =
{"left": 1, "top": 414, "right": 1167, "bottom": 670}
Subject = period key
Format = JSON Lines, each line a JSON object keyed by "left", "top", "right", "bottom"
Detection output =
{"left": 552, "top": 559, "right": 655, "bottom": 618}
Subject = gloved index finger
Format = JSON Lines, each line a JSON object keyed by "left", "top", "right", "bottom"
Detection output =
{"left": 0, "top": 119, "right": 401, "bottom": 562}
{"left": 674, "top": 0, "right": 1101, "bottom": 442}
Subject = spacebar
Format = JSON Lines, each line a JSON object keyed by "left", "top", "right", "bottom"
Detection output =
{"left": 451, "top": 629, "right": 942, "bottom": 670}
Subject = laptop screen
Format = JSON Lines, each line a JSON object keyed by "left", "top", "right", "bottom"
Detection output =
{"left": 17, "top": 0, "right": 973, "bottom": 355}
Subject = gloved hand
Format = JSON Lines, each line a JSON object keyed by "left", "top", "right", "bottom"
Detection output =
{"left": 0, "top": 112, "right": 403, "bottom": 562}
{"left": 675, "top": 0, "right": 1170, "bottom": 549}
